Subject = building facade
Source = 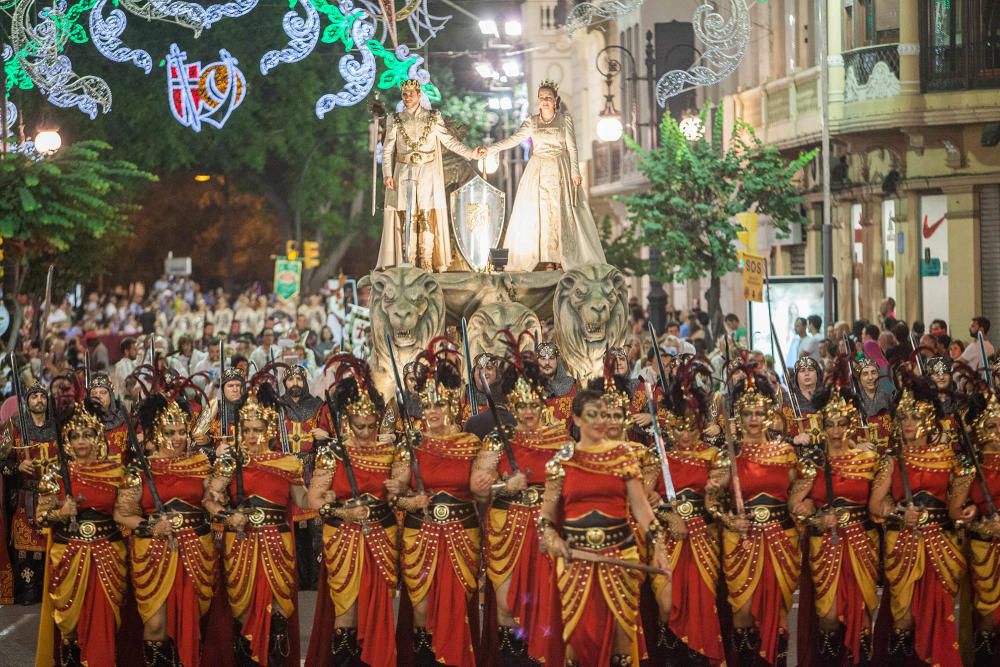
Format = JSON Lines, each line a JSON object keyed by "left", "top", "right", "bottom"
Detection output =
{"left": 520, "top": 0, "right": 1000, "bottom": 334}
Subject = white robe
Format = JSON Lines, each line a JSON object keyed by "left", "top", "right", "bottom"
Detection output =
{"left": 377, "top": 107, "right": 477, "bottom": 271}
{"left": 492, "top": 112, "right": 606, "bottom": 272}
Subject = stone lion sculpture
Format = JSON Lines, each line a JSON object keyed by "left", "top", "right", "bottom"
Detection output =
{"left": 552, "top": 263, "right": 629, "bottom": 381}
{"left": 360, "top": 266, "right": 446, "bottom": 398}
{"left": 466, "top": 302, "right": 542, "bottom": 360}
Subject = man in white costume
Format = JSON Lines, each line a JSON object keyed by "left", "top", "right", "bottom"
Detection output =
{"left": 377, "top": 79, "right": 485, "bottom": 272}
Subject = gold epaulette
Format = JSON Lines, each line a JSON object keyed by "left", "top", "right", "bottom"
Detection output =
{"left": 546, "top": 442, "right": 574, "bottom": 482}
{"left": 122, "top": 465, "right": 143, "bottom": 489}
{"left": 315, "top": 446, "right": 338, "bottom": 471}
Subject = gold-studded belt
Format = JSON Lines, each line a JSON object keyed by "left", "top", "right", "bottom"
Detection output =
{"left": 325, "top": 499, "right": 395, "bottom": 529}
{"left": 563, "top": 521, "right": 633, "bottom": 551}
{"left": 493, "top": 485, "right": 544, "bottom": 510}
{"left": 135, "top": 509, "right": 209, "bottom": 537}
{"left": 745, "top": 503, "right": 791, "bottom": 527}
{"left": 404, "top": 497, "right": 478, "bottom": 529}
{"left": 809, "top": 505, "right": 872, "bottom": 536}
{"left": 660, "top": 495, "right": 707, "bottom": 523}
{"left": 397, "top": 152, "right": 435, "bottom": 164}
{"left": 54, "top": 513, "right": 121, "bottom": 543}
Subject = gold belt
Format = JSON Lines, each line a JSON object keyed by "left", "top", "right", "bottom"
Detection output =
{"left": 397, "top": 152, "right": 434, "bottom": 164}
{"left": 55, "top": 517, "right": 120, "bottom": 543}
{"left": 746, "top": 504, "right": 789, "bottom": 525}
{"left": 563, "top": 522, "right": 632, "bottom": 550}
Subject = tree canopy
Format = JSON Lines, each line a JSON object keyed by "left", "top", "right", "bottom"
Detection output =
{"left": 623, "top": 108, "right": 817, "bottom": 333}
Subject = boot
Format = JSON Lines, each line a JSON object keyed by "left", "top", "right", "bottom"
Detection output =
{"left": 656, "top": 622, "right": 682, "bottom": 666}
{"left": 331, "top": 627, "right": 360, "bottom": 667}
{"left": 268, "top": 612, "right": 291, "bottom": 667}
{"left": 610, "top": 654, "right": 633, "bottom": 666}
{"left": 817, "top": 627, "right": 843, "bottom": 667}
{"left": 683, "top": 645, "right": 710, "bottom": 667}
{"left": 498, "top": 625, "right": 529, "bottom": 666}
{"left": 143, "top": 639, "right": 174, "bottom": 667}
{"left": 59, "top": 638, "right": 82, "bottom": 667}
{"left": 888, "top": 628, "right": 914, "bottom": 667}
{"left": 855, "top": 629, "right": 874, "bottom": 666}
{"left": 732, "top": 627, "right": 759, "bottom": 667}
{"left": 413, "top": 627, "right": 437, "bottom": 667}
{"left": 232, "top": 619, "right": 255, "bottom": 667}
{"left": 776, "top": 630, "right": 789, "bottom": 667}
{"left": 974, "top": 630, "right": 998, "bottom": 667}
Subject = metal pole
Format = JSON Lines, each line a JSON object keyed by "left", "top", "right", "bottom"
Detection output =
{"left": 644, "top": 30, "right": 666, "bottom": 334}
{"left": 818, "top": 0, "right": 834, "bottom": 328}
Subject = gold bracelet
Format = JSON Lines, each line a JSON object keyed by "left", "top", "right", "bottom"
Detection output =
{"left": 646, "top": 519, "right": 666, "bottom": 547}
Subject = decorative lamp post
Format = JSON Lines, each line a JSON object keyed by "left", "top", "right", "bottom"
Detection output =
{"left": 34, "top": 128, "right": 62, "bottom": 154}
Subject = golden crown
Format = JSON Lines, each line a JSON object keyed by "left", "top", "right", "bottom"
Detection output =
{"left": 400, "top": 79, "right": 422, "bottom": 92}
{"left": 239, "top": 394, "right": 280, "bottom": 434}
{"left": 418, "top": 381, "right": 461, "bottom": 418}
{"left": 820, "top": 392, "right": 858, "bottom": 426}
{"left": 893, "top": 388, "right": 937, "bottom": 438}
{"left": 974, "top": 394, "right": 1000, "bottom": 446}
{"left": 346, "top": 390, "right": 379, "bottom": 420}
{"left": 61, "top": 404, "right": 107, "bottom": 459}
{"left": 152, "top": 400, "right": 190, "bottom": 451}
{"left": 539, "top": 79, "right": 559, "bottom": 93}
{"left": 734, "top": 383, "right": 773, "bottom": 415}
{"left": 509, "top": 376, "right": 542, "bottom": 407}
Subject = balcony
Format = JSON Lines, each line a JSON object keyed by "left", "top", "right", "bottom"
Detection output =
{"left": 921, "top": 40, "right": 1000, "bottom": 91}
{"left": 919, "top": 0, "right": 1000, "bottom": 91}
{"left": 843, "top": 44, "right": 901, "bottom": 102}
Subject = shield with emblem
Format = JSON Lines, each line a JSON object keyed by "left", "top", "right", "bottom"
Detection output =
{"left": 449, "top": 175, "right": 507, "bottom": 272}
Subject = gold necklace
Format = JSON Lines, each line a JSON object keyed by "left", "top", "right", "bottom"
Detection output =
{"left": 395, "top": 110, "right": 435, "bottom": 150}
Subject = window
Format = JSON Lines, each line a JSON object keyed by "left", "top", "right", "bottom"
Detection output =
{"left": 845, "top": 0, "right": 901, "bottom": 49}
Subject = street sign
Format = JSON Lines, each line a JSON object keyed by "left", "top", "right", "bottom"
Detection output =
{"left": 742, "top": 253, "right": 765, "bottom": 302}
{"left": 164, "top": 255, "right": 192, "bottom": 276}
{"left": 274, "top": 256, "right": 303, "bottom": 305}
{"left": 303, "top": 241, "right": 320, "bottom": 269}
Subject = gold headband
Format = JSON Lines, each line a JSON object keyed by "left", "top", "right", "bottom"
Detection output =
{"left": 61, "top": 405, "right": 106, "bottom": 459}
{"left": 152, "top": 400, "right": 189, "bottom": 452}
{"left": 400, "top": 79, "right": 422, "bottom": 92}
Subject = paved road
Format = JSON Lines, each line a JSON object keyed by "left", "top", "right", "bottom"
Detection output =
{"left": 0, "top": 592, "right": 318, "bottom": 667}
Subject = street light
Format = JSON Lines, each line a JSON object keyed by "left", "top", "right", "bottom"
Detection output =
{"left": 504, "top": 20, "right": 522, "bottom": 37}
{"left": 595, "top": 46, "right": 637, "bottom": 143}
{"left": 679, "top": 110, "right": 704, "bottom": 141}
{"left": 34, "top": 129, "right": 62, "bottom": 154}
{"left": 478, "top": 19, "right": 499, "bottom": 37}
{"left": 501, "top": 60, "right": 520, "bottom": 77}
{"left": 475, "top": 62, "right": 497, "bottom": 79}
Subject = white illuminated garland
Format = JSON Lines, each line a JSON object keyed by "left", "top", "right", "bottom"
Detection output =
{"left": 89, "top": 0, "right": 154, "bottom": 74}
{"left": 259, "top": 0, "right": 320, "bottom": 75}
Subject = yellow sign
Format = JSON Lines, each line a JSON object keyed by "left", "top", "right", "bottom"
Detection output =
{"left": 735, "top": 212, "right": 759, "bottom": 257}
{"left": 742, "top": 253, "right": 765, "bottom": 302}
{"left": 303, "top": 241, "right": 320, "bottom": 269}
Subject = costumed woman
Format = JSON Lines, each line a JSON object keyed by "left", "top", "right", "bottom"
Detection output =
{"left": 203, "top": 383, "right": 309, "bottom": 667}
{"left": 787, "top": 363, "right": 881, "bottom": 667}
{"left": 488, "top": 80, "right": 606, "bottom": 272}
{"left": 470, "top": 350, "right": 567, "bottom": 665}
{"left": 537, "top": 388, "right": 670, "bottom": 667}
{"left": 304, "top": 355, "right": 398, "bottom": 667}
{"left": 867, "top": 368, "right": 974, "bottom": 666}
{"left": 34, "top": 402, "right": 127, "bottom": 667}
{"left": 385, "top": 344, "right": 482, "bottom": 667}
{"left": 642, "top": 357, "right": 726, "bottom": 666}
{"left": 943, "top": 387, "right": 1000, "bottom": 666}
{"left": 113, "top": 395, "right": 217, "bottom": 667}
{"left": 709, "top": 361, "right": 802, "bottom": 666}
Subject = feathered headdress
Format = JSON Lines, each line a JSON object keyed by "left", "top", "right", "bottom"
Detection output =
{"left": 663, "top": 356, "right": 714, "bottom": 432}
{"left": 329, "top": 353, "right": 385, "bottom": 420}
{"left": 138, "top": 393, "right": 192, "bottom": 452}
{"left": 891, "top": 363, "right": 941, "bottom": 440}
{"left": 413, "top": 336, "right": 464, "bottom": 418}
{"left": 57, "top": 398, "right": 108, "bottom": 459}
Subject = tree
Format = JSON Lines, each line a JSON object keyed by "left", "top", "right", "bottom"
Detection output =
{"left": 623, "top": 109, "right": 817, "bottom": 338}
{"left": 0, "top": 139, "right": 156, "bottom": 348}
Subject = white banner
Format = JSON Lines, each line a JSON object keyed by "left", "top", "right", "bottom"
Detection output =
{"left": 920, "top": 194, "right": 949, "bottom": 324}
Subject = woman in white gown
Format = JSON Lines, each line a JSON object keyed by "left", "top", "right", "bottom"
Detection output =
{"left": 488, "top": 81, "right": 607, "bottom": 272}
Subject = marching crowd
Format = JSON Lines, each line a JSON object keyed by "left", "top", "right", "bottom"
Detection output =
{"left": 3, "top": 290, "right": 1000, "bottom": 667}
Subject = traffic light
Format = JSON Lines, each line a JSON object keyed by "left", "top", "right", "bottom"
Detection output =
{"left": 286, "top": 240, "right": 299, "bottom": 260}
{"left": 303, "top": 241, "right": 320, "bottom": 270}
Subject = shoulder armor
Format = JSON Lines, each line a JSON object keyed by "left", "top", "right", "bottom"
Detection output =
{"left": 545, "top": 442, "right": 574, "bottom": 481}
{"left": 712, "top": 447, "right": 731, "bottom": 470}
{"left": 122, "top": 465, "right": 143, "bottom": 489}
{"left": 484, "top": 432, "right": 505, "bottom": 453}
{"left": 394, "top": 445, "right": 412, "bottom": 464}
{"left": 38, "top": 469, "right": 60, "bottom": 496}
{"left": 955, "top": 452, "right": 976, "bottom": 478}
{"left": 315, "top": 447, "right": 338, "bottom": 471}
{"left": 796, "top": 459, "right": 818, "bottom": 480}
{"left": 213, "top": 455, "right": 236, "bottom": 478}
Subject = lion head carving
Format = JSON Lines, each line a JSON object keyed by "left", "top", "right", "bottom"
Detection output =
{"left": 552, "top": 263, "right": 628, "bottom": 381}
{"left": 361, "top": 267, "right": 446, "bottom": 397}
{"left": 466, "top": 302, "right": 542, "bottom": 360}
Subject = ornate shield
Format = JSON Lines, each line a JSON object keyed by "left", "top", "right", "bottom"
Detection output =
{"left": 449, "top": 175, "right": 507, "bottom": 272}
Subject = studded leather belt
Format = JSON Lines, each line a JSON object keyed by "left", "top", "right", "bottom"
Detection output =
{"left": 404, "top": 493, "right": 478, "bottom": 529}
{"left": 809, "top": 504, "right": 873, "bottom": 536}
{"left": 563, "top": 519, "right": 633, "bottom": 551}
{"left": 744, "top": 498, "right": 792, "bottom": 528}
{"left": 324, "top": 498, "right": 396, "bottom": 529}
{"left": 54, "top": 511, "right": 121, "bottom": 544}
{"left": 492, "top": 485, "right": 544, "bottom": 510}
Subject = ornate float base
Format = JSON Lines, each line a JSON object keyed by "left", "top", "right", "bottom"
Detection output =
{"left": 360, "top": 263, "right": 629, "bottom": 398}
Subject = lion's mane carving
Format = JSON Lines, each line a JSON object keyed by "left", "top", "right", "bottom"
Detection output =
{"left": 552, "top": 263, "right": 628, "bottom": 381}
{"left": 361, "top": 267, "right": 446, "bottom": 397}
{"left": 466, "top": 302, "right": 542, "bottom": 360}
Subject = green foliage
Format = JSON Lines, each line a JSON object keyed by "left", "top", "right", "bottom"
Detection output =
{"left": 0, "top": 140, "right": 155, "bottom": 251}
{"left": 622, "top": 108, "right": 817, "bottom": 284}
{"left": 597, "top": 214, "right": 645, "bottom": 277}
